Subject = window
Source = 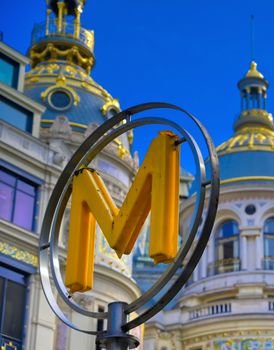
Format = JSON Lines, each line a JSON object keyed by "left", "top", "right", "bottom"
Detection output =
{"left": 0, "top": 53, "right": 19, "bottom": 88}
{"left": 0, "top": 95, "right": 33, "bottom": 133}
{"left": 245, "top": 204, "right": 256, "bottom": 215}
{"left": 264, "top": 217, "right": 274, "bottom": 270}
{"left": 48, "top": 89, "right": 73, "bottom": 111}
{"left": 213, "top": 220, "right": 240, "bottom": 274}
{"left": 0, "top": 167, "right": 37, "bottom": 231}
{"left": 0, "top": 265, "right": 28, "bottom": 350}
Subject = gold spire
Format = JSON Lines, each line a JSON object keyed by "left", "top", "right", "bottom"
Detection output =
{"left": 245, "top": 61, "right": 264, "bottom": 79}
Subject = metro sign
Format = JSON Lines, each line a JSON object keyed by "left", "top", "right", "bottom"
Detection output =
{"left": 65, "top": 131, "right": 180, "bottom": 293}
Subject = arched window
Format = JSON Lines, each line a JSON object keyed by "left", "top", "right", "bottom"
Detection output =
{"left": 264, "top": 217, "right": 274, "bottom": 270}
{"left": 214, "top": 220, "right": 240, "bottom": 274}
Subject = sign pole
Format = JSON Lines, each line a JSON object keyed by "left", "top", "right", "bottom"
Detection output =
{"left": 96, "top": 302, "right": 139, "bottom": 350}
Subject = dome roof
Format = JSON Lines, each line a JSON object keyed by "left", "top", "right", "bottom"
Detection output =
{"left": 25, "top": 0, "right": 122, "bottom": 134}
{"left": 216, "top": 123, "right": 274, "bottom": 185}
{"left": 190, "top": 62, "right": 274, "bottom": 194}
{"left": 217, "top": 149, "right": 274, "bottom": 184}
{"left": 216, "top": 61, "right": 274, "bottom": 186}
{"left": 25, "top": 62, "right": 119, "bottom": 132}
{"left": 217, "top": 126, "right": 274, "bottom": 155}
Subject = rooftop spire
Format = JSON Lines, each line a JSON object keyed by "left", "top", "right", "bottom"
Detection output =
{"left": 245, "top": 61, "right": 264, "bottom": 79}
{"left": 234, "top": 61, "right": 273, "bottom": 132}
{"left": 250, "top": 15, "right": 255, "bottom": 62}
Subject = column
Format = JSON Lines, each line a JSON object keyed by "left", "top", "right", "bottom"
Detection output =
{"left": 25, "top": 274, "right": 56, "bottom": 350}
{"left": 57, "top": 2, "right": 65, "bottom": 33}
{"left": 193, "top": 264, "right": 198, "bottom": 282}
{"left": 256, "top": 232, "right": 264, "bottom": 270}
{"left": 246, "top": 87, "right": 250, "bottom": 109}
{"left": 208, "top": 238, "right": 214, "bottom": 276}
{"left": 46, "top": 8, "right": 51, "bottom": 35}
{"left": 240, "top": 232, "right": 247, "bottom": 270}
{"left": 74, "top": 6, "right": 82, "bottom": 38}
{"left": 201, "top": 246, "right": 207, "bottom": 278}
{"left": 257, "top": 88, "right": 262, "bottom": 109}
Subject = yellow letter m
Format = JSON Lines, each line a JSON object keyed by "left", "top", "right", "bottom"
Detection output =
{"left": 65, "top": 131, "right": 180, "bottom": 293}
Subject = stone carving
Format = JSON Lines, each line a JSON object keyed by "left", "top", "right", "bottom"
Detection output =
{"left": 50, "top": 116, "right": 72, "bottom": 137}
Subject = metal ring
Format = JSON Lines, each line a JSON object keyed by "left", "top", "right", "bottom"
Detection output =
{"left": 41, "top": 116, "right": 204, "bottom": 331}
{"left": 123, "top": 108, "right": 219, "bottom": 330}
{"left": 39, "top": 102, "right": 219, "bottom": 334}
{"left": 50, "top": 117, "right": 205, "bottom": 320}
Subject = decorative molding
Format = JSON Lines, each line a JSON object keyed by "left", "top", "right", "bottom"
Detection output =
{"left": 100, "top": 98, "right": 120, "bottom": 116}
{"left": 0, "top": 241, "right": 38, "bottom": 267}
{"left": 217, "top": 126, "right": 274, "bottom": 155}
{"left": 41, "top": 73, "right": 80, "bottom": 106}
{"left": 30, "top": 43, "right": 94, "bottom": 73}
{"left": 221, "top": 176, "right": 274, "bottom": 186}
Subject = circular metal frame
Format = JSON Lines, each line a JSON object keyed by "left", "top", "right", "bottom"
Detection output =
{"left": 39, "top": 102, "right": 219, "bottom": 335}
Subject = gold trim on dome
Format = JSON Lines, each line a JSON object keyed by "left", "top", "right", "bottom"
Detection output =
{"left": 25, "top": 63, "right": 91, "bottom": 81}
{"left": 128, "top": 129, "right": 133, "bottom": 145}
{"left": 25, "top": 63, "right": 61, "bottom": 77}
{"left": 245, "top": 61, "right": 264, "bottom": 79}
{"left": 0, "top": 241, "right": 38, "bottom": 267}
{"left": 217, "top": 127, "right": 274, "bottom": 154}
{"left": 25, "top": 68, "right": 114, "bottom": 102}
{"left": 114, "top": 138, "right": 130, "bottom": 158}
{"left": 40, "top": 73, "right": 80, "bottom": 106}
{"left": 81, "top": 81, "right": 112, "bottom": 100}
{"left": 101, "top": 99, "right": 121, "bottom": 116}
{"left": 221, "top": 176, "right": 274, "bottom": 186}
{"left": 240, "top": 109, "right": 273, "bottom": 123}
{"left": 30, "top": 43, "right": 94, "bottom": 73}
{"left": 41, "top": 119, "right": 87, "bottom": 129}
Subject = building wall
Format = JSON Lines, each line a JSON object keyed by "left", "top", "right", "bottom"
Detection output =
{"left": 0, "top": 41, "right": 141, "bottom": 350}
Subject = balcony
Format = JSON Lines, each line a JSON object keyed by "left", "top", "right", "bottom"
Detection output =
{"left": 189, "top": 302, "right": 232, "bottom": 320}
{"left": 187, "top": 298, "right": 274, "bottom": 322}
{"left": 208, "top": 258, "right": 241, "bottom": 276}
{"left": 31, "top": 20, "right": 94, "bottom": 52}
{"left": 263, "top": 257, "right": 274, "bottom": 270}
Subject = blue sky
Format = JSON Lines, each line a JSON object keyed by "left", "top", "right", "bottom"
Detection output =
{"left": 1, "top": 0, "right": 274, "bottom": 170}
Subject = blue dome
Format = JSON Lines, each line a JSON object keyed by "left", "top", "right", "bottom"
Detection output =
{"left": 190, "top": 61, "right": 274, "bottom": 194}
{"left": 190, "top": 126, "right": 274, "bottom": 195}
{"left": 24, "top": 62, "right": 120, "bottom": 133}
{"left": 218, "top": 150, "right": 274, "bottom": 181}
{"left": 215, "top": 125, "right": 274, "bottom": 187}
{"left": 25, "top": 82, "right": 107, "bottom": 132}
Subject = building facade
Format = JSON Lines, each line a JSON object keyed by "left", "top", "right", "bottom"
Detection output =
{"left": 3, "top": 2, "right": 274, "bottom": 350}
{"left": 0, "top": 1, "right": 141, "bottom": 349}
{"left": 142, "top": 62, "right": 274, "bottom": 350}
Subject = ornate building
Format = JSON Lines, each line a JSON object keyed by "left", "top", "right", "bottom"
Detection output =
{"left": 142, "top": 61, "right": 274, "bottom": 350}
{"left": 0, "top": 1, "right": 141, "bottom": 349}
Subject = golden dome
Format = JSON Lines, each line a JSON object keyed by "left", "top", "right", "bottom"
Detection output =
{"left": 216, "top": 125, "right": 274, "bottom": 155}
{"left": 245, "top": 61, "right": 264, "bottom": 79}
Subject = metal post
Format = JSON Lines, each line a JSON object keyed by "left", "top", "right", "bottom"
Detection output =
{"left": 96, "top": 302, "right": 139, "bottom": 350}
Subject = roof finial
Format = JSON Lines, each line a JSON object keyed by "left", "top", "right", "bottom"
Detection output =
{"left": 245, "top": 61, "right": 264, "bottom": 79}
{"left": 250, "top": 15, "right": 255, "bottom": 62}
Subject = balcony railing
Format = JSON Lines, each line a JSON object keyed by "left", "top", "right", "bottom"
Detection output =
{"left": 263, "top": 257, "right": 274, "bottom": 270}
{"left": 189, "top": 302, "right": 232, "bottom": 320}
{"left": 31, "top": 20, "right": 94, "bottom": 52}
{"left": 208, "top": 258, "right": 241, "bottom": 276}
